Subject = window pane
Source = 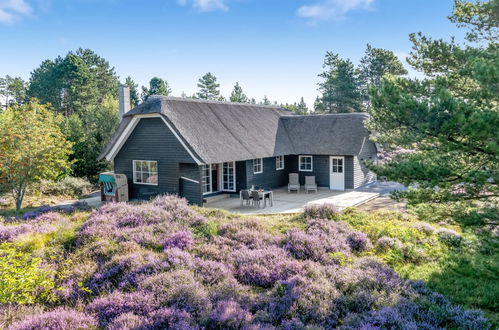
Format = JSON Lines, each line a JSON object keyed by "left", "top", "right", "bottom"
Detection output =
{"left": 150, "top": 162, "right": 157, "bottom": 172}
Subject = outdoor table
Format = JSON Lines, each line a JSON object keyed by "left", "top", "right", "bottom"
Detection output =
{"left": 239, "top": 190, "right": 274, "bottom": 208}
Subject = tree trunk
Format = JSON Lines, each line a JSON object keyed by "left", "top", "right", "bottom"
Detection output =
{"left": 15, "top": 197, "right": 23, "bottom": 210}
{"left": 14, "top": 186, "right": 26, "bottom": 211}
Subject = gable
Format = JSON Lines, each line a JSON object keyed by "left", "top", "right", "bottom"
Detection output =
{"left": 104, "top": 115, "right": 201, "bottom": 164}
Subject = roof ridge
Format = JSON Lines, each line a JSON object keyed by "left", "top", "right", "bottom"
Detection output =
{"left": 282, "top": 112, "right": 369, "bottom": 118}
{"left": 151, "top": 95, "right": 289, "bottom": 110}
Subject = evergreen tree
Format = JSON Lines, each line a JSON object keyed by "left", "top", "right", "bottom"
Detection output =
{"left": 368, "top": 0, "right": 499, "bottom": 223}
{"left": 316, "top": 52, "right": 362, "bottom": 113}
{"left": 196, "top": 72, "right": 220, "bottom": 100}
{"left": 125, "top": 76, "right": 140, "bottom": 107}
{"left": 261, "top": 95, "right": 271, "bottom": 105}
{"left": 283, "top": 97, "right": 309, "bottom": 115}
{"left": 229, "top": 82, "right": 248, "bottom": 103}
{"left": 313, "top": 96, "right": 325, "bottom": 113}
{"left": 0, "top": 76, "right": 27, "bottom": 108}
{"left": 297, "top": 97, "right": 309, "bottom": 114}
{"left": 27, "top": 48, "right": 118, "bottom": 116}
{"left": 141, "top": 77, "right": 171, "bottom": 101}
{"left": 26, "top": 49, "right": 119, "bottom": 179}
{"left": 358, "top": 44, "right": 408, "bottom": 110}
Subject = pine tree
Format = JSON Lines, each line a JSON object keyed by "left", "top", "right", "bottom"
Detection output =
{"left": 317, "top": 52, "right": 362, "bottom": 113}
{"left": 141, "top": 77, "right": 171, "bottom": 101}
{"left": 125, "top": 76, "right": 140, "bottom": 107}
{"left": 196, "top": 72, "right": 220, "bottom": 100}
{"left": 368, "top": 0, "right": 499, "bottom": 218}
{"left": 261, "top": 95, "right": 271, "bottom": 105}
{"left": 358, "top": 44, "right": 407, "bottom": 110}
{"left": 297, "top": 97, "right": 309, "bottom": 114}
{"left": 229, "top": 82, "right": 248, "bottom": 103}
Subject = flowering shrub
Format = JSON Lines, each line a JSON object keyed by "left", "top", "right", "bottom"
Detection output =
{"left": 284, "top": 229, "right": 327, "bottom": 261}
{"left": 3, "top": 196, "right": 492, "bottom": 329}
{"left": 437, "top": 228, "right": 463, "bottom": 246}
{"left": 7, "top": 308, "right": 97, "bottom": 330}
{"left": 163, "top": 231, "right": 194, "bottom": 251}
{"left": 347, "top": 231, "right": 373, "bottom": 252}
{"left": 414, "top": 222, "right": 436, "bottom": 235}
{"left": 376, "top": 236, "right": 403, "bottom": 251}
{"left": 106, "top": 312, "right": 144, "bottom": 330}
{"left": 303, "top": 203, "right": 339, "bottom": 220}
{"left": 211, "top": 300, "right": 252, "bottom": 328}
{"left": 86, "top": 290, "right": 157, "bottom": 327}
{"left": 0, "top": 224, "right": 31, "bottom": 242}
{"left": 232, "top": 247, "right": 302, "bottom": 287}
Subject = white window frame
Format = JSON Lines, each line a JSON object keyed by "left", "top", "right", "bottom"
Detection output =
{"left": 133, "top": 160, "right": 158, "bottom": 185}
{"left": 276, "top": 156, "right": 284, "bottom": 170}
{"left": 298, "top": 155, "right": 313, "bottom": 172}
{"left": 222, "top": 162, "right": 236, "bottom": 192}
{"left": 202, "top": 164, "right": 212, "bottom": 195}
{"left": 253, "top": 158, "right": 263, "bottom": 174}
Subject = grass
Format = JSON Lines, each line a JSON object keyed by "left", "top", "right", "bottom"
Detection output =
{"left": 0, "top": 193, "right": 75, "bottom": 218}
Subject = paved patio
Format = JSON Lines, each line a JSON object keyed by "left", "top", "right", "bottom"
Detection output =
{"left": 205, "top": 187, "right": 379, "bottom": 215}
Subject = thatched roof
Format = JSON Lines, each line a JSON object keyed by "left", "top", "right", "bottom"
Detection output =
{"left": 99, "top": 96, "right": 376, "bottom": 163}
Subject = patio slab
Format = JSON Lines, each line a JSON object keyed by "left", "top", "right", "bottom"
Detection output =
{"left": 205, "top": 187, "right": 379, "bottom": 215}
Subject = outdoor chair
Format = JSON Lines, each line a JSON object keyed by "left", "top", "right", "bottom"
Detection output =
{"left": 305, "top": 176, "right": 318, "bottom": 193}
{"left": 288, "top": 173, "right": 300, "bottom": 193}
{"left": 251, "top": 190, "right": 263, "bottom": 208}
{"left": 241, "top": 190, "right": 252, "bottom": 206}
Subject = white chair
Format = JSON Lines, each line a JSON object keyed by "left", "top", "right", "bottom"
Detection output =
{"left": 288, "top": 173, "right": 300, "bottom": 193}
{"left": 305, "top": 176, "right": 317, "bottom": 193}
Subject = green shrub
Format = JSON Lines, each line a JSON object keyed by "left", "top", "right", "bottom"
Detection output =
{"left": 192, "top": 220, "right": 218, "bottom": 238}
{"left": 0, "top": 244, "right": 57, "bottom": 304}
{"left": 35, "top": 177, "right": 93, "bottom": 198}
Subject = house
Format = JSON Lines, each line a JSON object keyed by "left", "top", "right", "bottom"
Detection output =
{"left": 99, "top": 86, "right": 377, "bottom": 206}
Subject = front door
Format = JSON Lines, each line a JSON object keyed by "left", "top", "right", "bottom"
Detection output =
{"left": 330, "top": 156, "right": 345, "bottom": 191}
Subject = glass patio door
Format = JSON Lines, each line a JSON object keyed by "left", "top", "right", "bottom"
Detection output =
{"left": 222, "top": 162, "right": 235, "bottom": 191}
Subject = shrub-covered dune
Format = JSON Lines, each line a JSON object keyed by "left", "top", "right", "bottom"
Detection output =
{"left": 0, "top": 196, "right": 495, "bottom": 329}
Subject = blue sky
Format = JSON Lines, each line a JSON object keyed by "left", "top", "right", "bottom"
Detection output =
{"left": 0, "top": 0, "right": 464, "bottom": 106}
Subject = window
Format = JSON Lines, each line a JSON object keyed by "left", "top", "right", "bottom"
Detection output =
{"left": 275, "top": 156, "right": 284, "bottom": 170}
{"left": 299, "top": 155, "right": 313, "bottom": 172}
{"left": 202, "top": 165, "right": 212, "bottom": 194}
{"left": 133, "top": 160, "right": 158, "bottom": 185}
{"left": 331, "top": 158, "right": 343, "bottom": 173}
{"left": 222, "top": 162, "right": 235, "bottom": 191}
{"left": 253, "top": 158, "right": 263, "bottom": 174}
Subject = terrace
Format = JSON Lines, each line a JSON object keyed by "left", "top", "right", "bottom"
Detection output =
{"left": 204, "top": 181, "right": 404, "bottom": 215}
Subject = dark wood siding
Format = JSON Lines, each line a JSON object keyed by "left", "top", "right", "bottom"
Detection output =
{"left": 245, "top": 156, "right": 290, "bottom": 190}
{"left": 114, "top": 117, "right": 197, "bottom": 200}
{"left": 345, "top": 156, "right": 354, "bottom": 189}
{"left": 236, "top": 161, "right": 247, "bottom": 191}
{"left": 290, "top": 155, "right": 330, "bottom": 187}
{"left": 179, "top": 163, "right": 203, "bottom": 205}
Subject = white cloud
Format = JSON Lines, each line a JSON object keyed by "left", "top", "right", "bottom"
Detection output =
{"left": 297, "top": 0, "right": 375, "bottom": 22}
{"left": 177, "top": 0, "right": 228, "bottom": 12}
{"left": 0, "top": 0, "right": 32, "bottom": 23}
